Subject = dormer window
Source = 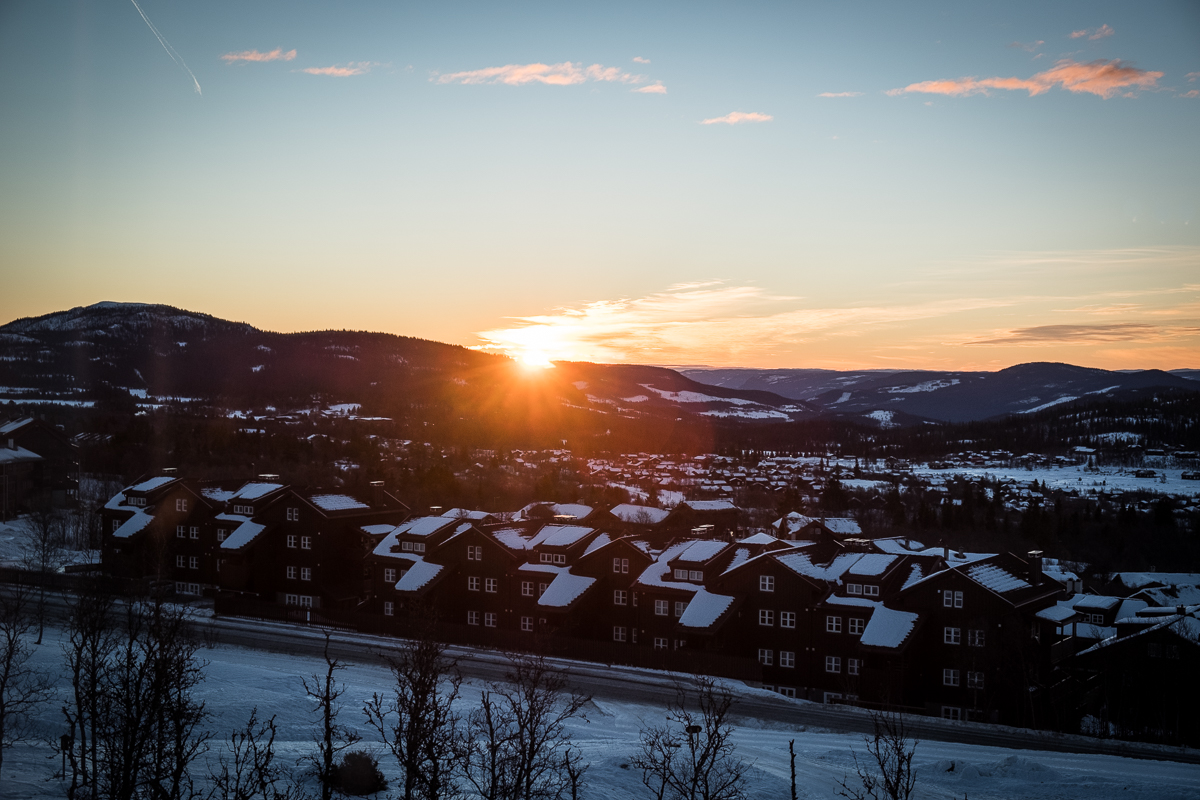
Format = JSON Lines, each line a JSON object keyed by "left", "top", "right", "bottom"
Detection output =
{"left": 688, "top": 570, "right": 703, "bottom": 582}
{"left": 130, "top": 497, "right": 147, "bottom": 507}
{"left": 863, "top": 585, "right": 879, "bottom": 597}
{"left": 673, "top": 569, "right": 687, "bottom": 580}
{"left": 540, "top": 553, "right": 565, "bottom": 565}
{"left": 401, "top": 541, "right": 413, "bottom": 552}
{"left": 414, "top": 543, "right": 426, "bottom": 554}
{"left": 847, "top": 583, "right": 862, "bottom": 595}
{"left": 233, "top": 504, "right": 254, "bottom": 516}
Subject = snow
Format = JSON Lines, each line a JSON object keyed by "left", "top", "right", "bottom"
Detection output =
{"left": 865, "top": 409, "right": 900, "bottom": 428}
{"left": 393, "top": 516, "right": 455, "bottom": 538}
{"left": 394, "top": 559, "right": 443, "bottom": 592}
{"left": 608, "top": 504, "right": 670, "bottom": 524}
{"left": 528, "top": 525, "right": 596, "bottom": 548}
{"left": 231, "top": 482, "right": 284, "bottom": 501}
{"left": 493, "top": 528, "right": 531, "bottom": 551}
{"left": 678, "top": 588, "right": 736, "bottom": 629}
{"left": 621, "top": 395, "right": 650, "bottom": 402}
{"left": 1115, "top": 572, "right": 1200, "bottom": 590}
{"left": 847, "top": 554, "right": 898, "bottom": 577}
{"left": 907, "top": 463, "right": 1200, "bottom": 498}
{"left": 201, "top": 487, "right": 236, "bottom": 503}
{"left": 1017, "top": 396, "right": 1079, "bottom": 414}
{"left": 220, "top": 521, "right": 267, "bottom": 550}
{"left": 129, "top": 475, "right": 178, "bottom": 493}
{"left": 860, "top": 605, "right": 920, "bottom": 649}
{"left": 583, "top": 532, "right": 613, "bottom": 555}
{"left": 360, "top": 523, "right": 395, "bottom": 537}
{"left": 1094, "top": 431, "right": 1141, "bottom": 444}
{"left": 640, "top": 384, "right": 756, "bottom": 405}
{"left": 965, "top": 564, "right": 1031, "bottom": 595}
{"left": 0, "top": 444, "right": 40, "bottom": 464}
{"left": 309, "top": 494, "right": 370, "bottom": 512}
{"left": 682, "top": 499, "right": 738, "bottom": 512}
{"left": 722, "top": 547, "right": 752, "bottom": 575}
{"left": 887, "top": 379, "right": 960, "bottom": 393}
{"left": 701, "top": 408, "right": 791, "bottom": 420}
{"left": 738, "top": 532, "right": 777, "bottom": 545}
{"left": 833, "top": 391, "right": 852, "bottom": 404}
{"left": 675, "top": 539, "right": 728, "bottom": 563}
{"left": 112, "top": 509, "right": 154, "bottom": 539}
{"left": 537, "top": 572, "right": 596, "bottom": 608}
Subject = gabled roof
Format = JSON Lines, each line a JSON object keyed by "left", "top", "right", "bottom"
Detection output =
{"left": 538, "top": 572, "right": 597, "bottom": 609}
{"left": 221, "top": 521, "right": 267, "bottom": 550}
{"left": 112, "top": 509, "right": 154, "bottom": 539}
{"left": 846, "top": 554, "right": 898, "bottom": 577}
{"left": 609, "top": 504, "right": 670, "bottom": 525}
{"left": 392, "top": 516, "right": 458, "bottom": 538}
{"left": 738, "top": 532, "right": 778, "bottom": 546}
{"left": 528, "top": 525, "right": 596, "bottom": 549}
{"left": 0, "top": 417, "right": 33, "bottom": 435}
{"left": 964, "top": 563, "right": 1030, "bottom": 595}
{"left": 860, "top": 606, "right": 920, "bottom": 650}
{"left": 679, "top": 499, "right": 738, "bottom": 512}
{"left": 679, "top": 589, "right": 737, "bottom": 630}
{"left": 673, "top": 540, "right": 728, "bottom": 564}
{"left": 230, "top": 482, "right": 285, "bottom": 501}
{"left": 308, "top": 494, "right": 370, "bottom": 513}
{"left": 128, "top": 475, "right": 178, "bottom": 493}
{"left": 395, "top": 559, "right": 444, "bottom": 593}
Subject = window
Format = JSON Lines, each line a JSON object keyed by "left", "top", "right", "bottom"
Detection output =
{"left": 759, "top": 609, "right": 774, "bottom": 626}
{"left": 113, "top": 519, "right": 120, "bottom": 532}
{"left": 468, "top": 577, "right": 480, "bottom": 591}
{"left": 825, "top": 656, "right": 841, "bottom": 673}
{"left": 863, "top": 585, "right": 879, "bottom": 597}
{"left": 298, "top": 595, "right": 313, "bottom": 608}
{"left": 216, "top": 528, "right": 227, "bottom": 542}
{"left": 484, "top": 612, "right": 497, "bottom": 628}
{"left": 779, "top": 686, "right": 797, "bottom": 698}
{"left": 632, "top": 593, "right": 638, "bottom": 607}
{"left": 287, "top": 507, "right": 299, "bottom": 521}
{"left": 401, "top": 541, "right": 413, "bottom": 552}
{"left": 413, "top": 543, "right": 425, "bottom": 554}
{"left": 826, "top": 615, "right": 842, "bottom": 634}
{"left": 176, "top": 525, "right": 186, "bottom": 538}
{"left": 189, "top": 526, "right": 199, "bottom": 539}
{"left": 176, "top": 499, "right": 187, "bottom": 512}
{"left": 216, "top": 558, "right": 223, "bottom": 572}
{"left": 849, "top": 618, "right": 865, "bottom": 635}
{"left": 300, "top": 567, "right": 311, "bottom": 581}
{"left": 942, "top": 706, "right": 961, "bottom": 721}
{"left": 485, "top": 578, "right": 497, "bottom": 593}
{"left": 631, "top": 628, "right": 638, "bottom": 644}
{"left": 286, "top": 566, "right": 297, "bottom": 579}
{"left": 467, "top": 545, "right": 482, "bottom": 561}
{"left": 654, "top": 637, "right": 668, "bottom": 650}
{"left": 943, "top": 668, "right": 960, "bottom": 687}
{"left": 301, "top": 536, "right": 312, "bottom": 550}
{"left": 944, "top": 626, "right": 961, "bottom": 645}
{"left": 847, "top": 583, "right": 862, "bottom": 595}
{"left": 848, "top": 658, "right": 861, "bottom": 676}
{"left": 520, "top": 616, "right": 533, "bottom": 632}
{"left": 1087, "top": 613, "right": 1106, "bottom": 625}
{"left": 384, "top": 568, "right": 396, "bottom": 583}
{"left": 467, "top": 611, "right": 479, "bottom": 625}
{"left": 383, "top": 601, "right": 394, "bottom": 616}
{"left": 967, "top": 671, "right": 985, "bottom": 689}
{"left": 943, "top": 589, "right": 963, "bottom": 608}
{"left": 538, "top": 582, "right": 549, "bottom": 597}
{"left": 287, "top": 535, "right": 297, "bottom": 548}
{"left": 613, "top": 626, "right": 627, "bottom": 642}
{"left": 780, "top": 651, "right": 795, "bottom": 668}
{"left": 824, "top": 692, "right": 843, "bottom": 704}
{"left": 779, "top": 611, "right": 796, "bottom": 629}
{"left": 176, "top": 555, "right": 186, "bottom": 568}
{"left": 655, "top": 599, "right": 668, "bottom": 616}
{"left": 758, "top": 649, "right": 773, "bottom": 666}
{"left": 673, "top": 569, "right": 688, "bottom": 580}
{"left": 521, "top": 581, "right": 534, "bottom": 597}
{"left": 613, "top": 557, "right": 629, "bottom": 574}
{"left": 688, "top": 570, "right": 703, "bottom": 582}
{"left": 189, "top": 556, "right": 199, "bottom": 570}
{"left": 674, "top": 639, "right": 687, "bottom": 651}
{"left": 541, "top": 553, "right": 566, "bottom": 565}
{"left": 759, "top": 575, "right": 775, "bottom": 592}
{"left": 614, "top": 590, "right": 628, "bottom": 606}
{"left": 674, "top": 601, "right": 686, "bottom": 617}
{"left": 285, "top": 594, "right": 298, "bottom": 605}
{"left": 233, "top": 504, "right": 253, "bottom": 515}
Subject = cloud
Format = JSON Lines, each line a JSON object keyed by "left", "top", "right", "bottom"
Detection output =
{"left": 633, "top": 56, "right": 651, "bottom": 64}
{"left": 1188, "top": 72, "right": 1200, "bottom": 82}
{"left": 634, "top": 82, "right": 667, "bottom": 94}
{"left": 1183, "top": 90, "right": 1200, "bottom": 99}
{"left": 887, "top": 59, "right": 1162, "bottom": 99}
{"left": 817, "top": 91, "right": 862, "bottom": 98}
{"left": 965, "top": 323, "right": 1198, "bottom": 346}
{"left": 1008, "top": 40, "right": 1045, "bottom": 52}
{"left": 1070, "top": 24, "right": 1114, "bottom": 40}
{"left": 700, "top": 111, "right": 773, "bottom": 125}
{"left": 301, "top": 63, "right": 370, "bottom": 77}
{"left": 221, "top": 48, "right": 296, "bottom": 63}
{"left": 435, "top": 62, "right": 643, "bottom": 86}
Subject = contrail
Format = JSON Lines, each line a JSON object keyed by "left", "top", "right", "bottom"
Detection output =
{"left": 129, "top": 0, "right": 202, "bottom": 95}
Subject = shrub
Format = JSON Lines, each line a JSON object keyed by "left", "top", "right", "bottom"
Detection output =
{"left": 335, "top": 750, "right": 387, "bottom": 796}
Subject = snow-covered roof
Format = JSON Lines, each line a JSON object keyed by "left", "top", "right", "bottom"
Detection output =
{"left": 775, "top": 552, "right": 860, "bottom": 583}
{"left": 860, "top": 606, "right": 919, "bottom": 649}
{"left": 965, "top": 564, "right": 1031, "bottom": 595}
{"left": 675, "top": 540, "right": 728, "bottom": 564}
{"left": 1114, "top": 572, "right": 1200, "bottom": 590}
{"left": 722, "top": 548, "right": 751, "bottom": 575}
{"left": 608, "top": 504, "right": 670, "bottom": 524}
{"left": 529, "top": 525, "right": 595, "bottom": 549}
{"left": 901, "top": 563, "right": 926, "bottom": 591}
{"left": 679, "top": 589, "right": 736, "bottom": 629}
{"left": 112, "top": 509, "right": 153, "bottom": 539}
{"left": 583, "top": 532, "right": 613, "bottom": 556}
{"left": 360, "top": 523, "right": 395, "bottom": 536}
{"left": 538, "top": 572, "right": 596, "bottom": 608}
{"left": 493, "top": 528, "right": 530, "bottom": 551}
{"left": 1074, "top": 595, "right": 1120, "bottom": 612}
{"left": 220, "top": 521, "right": 267, "bottom": 550}
{"left": 809, "top": 517, "right": 862, "bottom": 535}
{"left": 394, "top": 516, "right": 455, "bottom": 538}
{"left": 826, "top": 595, "right": 879, "bottom": 608}
{"left": 517, "top": 502, "right": 593, "bottom": 521}
{"left": 231, "top": 482, "right": 284, "bottom": 501}
{"left": 773, "top": 512, "right": 815, "bottom": 531}
{"left": 1135, "top": 584, "right": 1200, "bottom": 608}
{"left": 0, "top": 445, "right": 41, "bottom": 464}
{"left": 0, "top": 418, "right": 32, "bottom": 435}
{"left": 395, "top": 560, "right": 443, "bottom": 592}
{"left": 1036, "top": 598, "right": 1084, "bottom": 623}
{"left": 440, "top": 508, "right": 493, "bottom": 520}
{"left": 309, "top": 494, "right": 369, "bottom": 512}
{"left": 873, "top": 538, "right": 925, "bottom": 556}
{"left": 201, "top": 487, "right": 236, "bottom": 503}
{"left": 518, "top": 562, "right": 565, "bottom": 575}
{"left": 1078, "top": 613, "right": 1200, "bottom": 658}
{"left": 681, "top": 499, "right": 738, "bottom": 512}
{"left": 215, "top": 512, "right": 251, "bottom": 524}
{"left": 738, "top": 532, "right": 777, "bottom": 546}
{"left": 128, "top": 475, "right": 178, "bottom": 493}
{"left": 847, "top": 554, "right": 898, "bottom": 577}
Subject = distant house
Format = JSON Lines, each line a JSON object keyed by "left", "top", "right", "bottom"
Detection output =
{"left": 0, "top": 416, "right": 78, "bottom": 512}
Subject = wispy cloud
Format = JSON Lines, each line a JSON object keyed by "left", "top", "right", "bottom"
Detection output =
{"left": 634, "top": 82, "right": 667, "bottom": 94}
{"left": 965, "top": 322, "right": 1198, "bottom": 346}
{"left": 1008, "top": 40, "right": 1045, "bottom": 53}
{"left": 633, "top": 56, "right": 650, "bottom": 64}
{"left": 700, "top": 111, "right": 773, "bottom": 125}
{"left": 221, "top": 48, "right": 296, "bottom": 63}
{"left": 817, "top": 91, "right": 862, "bottom": 98}
{"left": 1183, "top": 90, "right": 1200, "bottom": 99}
{"left": 301, "top": 63, "right": 370, "bottom": 77}
{"left": 435, "top": 62, "right": 643, "bottom": 86}
{"left": 1188, "top": 72, "right": 1200, "bottom": 82}
{"left": 1070, "top": 24, "right": 1115, "bottom": 40}
{"left": 887, "top": 59, "right": 1162, "bottom": 99}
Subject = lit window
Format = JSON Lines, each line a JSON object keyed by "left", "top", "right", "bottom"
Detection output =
{"left": 825, "top": 656, "right": 841, "bottom": 673}
{"left": 384, "top": 568, "right": 396, "bottom": 583}
{"left": 758, "top": 649, "right": 773, "bottom": 666}
{"left": 468, "top": 577, "right": 480, "bottom": 591}
{"left": 826, "top": 615, "right": 842, "bottom": 634}
{"left": 287, "top": 535, "right": 297, "bottom": 548}
{"left": 759, "top": 609, "right": 774, "bottom": 626}
{"left": 520, "top": 616, "right": 533, "bottom": 632}
{"left": 467, "top": 611, "right": 479, "bottom": 625}
{"left": 943, "top": 668, "right": 960, "bottom": 687}
{"left": 613, "top": 626, "right": 627, "bottom": 642}
{"left": 849, "top": 618, "right": 865, "bottom": 635}
{"left": 286, "top": 566, "right": 297, "bottom": 579}
{"left": 759, "top": 575, "right": 775, "bottom": 592}
{"left": 614, "top": 590, "right": 628, "bottom": 606}
{"left": 521, "top": 581, "right": 533, "bottom": 597}
{"left": 383, "top": 602, "right": 394, "bottom": 616}
{"left": 967, "top": 671, "right": 984, "bottom": 689}
{"left": 944, "top": 627, "right": 961, "bottom": 645}
{"left": 780, "top": 611, "right": 796, "bottom": 629}
{"left": 300, "top": 567, "right": 311, "bottom": 581}
{"left": 484, "top": 612, "right": 497, "bottom": 628}
{"left": 968, "top": 629, "right": 986, "bottom": 647}
{"left": 848, "top": 658, "right": 861, "bottom": 676}
{"left": 655, "top": 599, "right": 668, "bottom": 616}
{"left": 301, "top": 536, "right": 312, "bottom": 550}
{"left": 674, "top": 601, "right": 686, "bottom": 617}
{"left": 485, "top": 578, "right": 497, "bottom": 593}
{"left": 780, "top": 651, "right": 795, "bottom": 668}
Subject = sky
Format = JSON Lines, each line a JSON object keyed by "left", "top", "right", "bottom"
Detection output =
{"left": 1, "top": 0, "right": 1198, "bottom": 371}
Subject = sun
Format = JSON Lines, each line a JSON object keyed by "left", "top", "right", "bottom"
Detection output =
{"left": 517, "top": 348, "right": 556, "bottom": 370}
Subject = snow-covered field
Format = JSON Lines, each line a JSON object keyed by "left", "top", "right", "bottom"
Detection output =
{"left": 7, "top": 626, "right": 1199, "bottom": 799}
{"left": 908, "top": 464, "right": 1200, "bottom": 498}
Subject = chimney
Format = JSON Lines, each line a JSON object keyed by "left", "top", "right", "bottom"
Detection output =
{"left": 1027, "top": 550, "right": 1043, "bottom": 578}
{"left": 7, "top": 438, "right": 14, "bottom": 451}
{"left": 370, "top": 480, "right": 385, "bottom": 506}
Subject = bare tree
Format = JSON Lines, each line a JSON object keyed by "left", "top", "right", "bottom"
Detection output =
{"left": 836, "top": 712, "right": 918, "bottom": 800}
{"left": 0, "top": 581, "right": 53, "bottom": 781}
{"left": 460, "top": 653, "right": 590, "bottom": 800}
{"left": 631, "top": 676, "right": 748, "bottom": 800}
{"left": 209, "top": 707, "right": 301, "bottom": 800}
{"left": 365, "top": 626, "right": 461, "bottom": 800}
{"left": 301, "top": 633, "right": 360, "bottom": 800}
{"left": 18, "top": 503, "right": 69, "bottom": 644}
{"left": 61, "top": 575, "right": 120, "bottom": 799}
